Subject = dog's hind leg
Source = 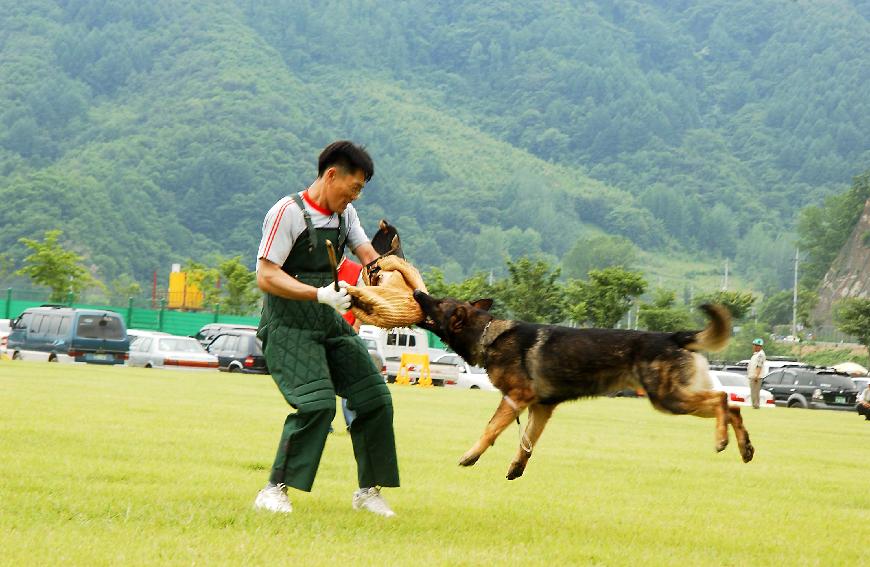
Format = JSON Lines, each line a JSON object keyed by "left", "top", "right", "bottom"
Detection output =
{"left": 506, "top": 403, "right": 555, "bottom": 480}
{"left": 459, "top": 394, "right": 530, "bottom": 468}
{"left": 650, "top": 390, "right": 731, "bottom": 456}
{"left": 727, "top": 406, "right": 754, "bottom": 463}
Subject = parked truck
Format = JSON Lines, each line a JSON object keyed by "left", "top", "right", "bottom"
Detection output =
{"left": 359, "top": 325, "right": 459, "bottom": 386}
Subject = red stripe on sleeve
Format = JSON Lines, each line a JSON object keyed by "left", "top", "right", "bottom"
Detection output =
{"left": 262, "top": 199, "right": 293, "bottom": 258}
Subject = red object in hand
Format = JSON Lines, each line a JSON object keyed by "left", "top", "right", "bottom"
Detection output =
{"left": 338, "top": 258, "right": 363, "bottom": 325}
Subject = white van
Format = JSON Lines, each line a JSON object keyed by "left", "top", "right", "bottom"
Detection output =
{"left": 358, "top": 325, "right": 444, "bottom": 360}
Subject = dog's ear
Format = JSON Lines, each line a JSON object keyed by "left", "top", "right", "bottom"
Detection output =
{"left": 471, "top": 299, "right": 493, "bottom": 312}
{"left": 448, "top": 306, "right": 467, "bottom": 333}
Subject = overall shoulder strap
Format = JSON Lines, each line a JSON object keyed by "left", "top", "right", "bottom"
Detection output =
{"left": 337, "top": 211, "right": 348, "bottom": 257}
{"left": 291, "top": 192, "right": 316, "bottom": 252}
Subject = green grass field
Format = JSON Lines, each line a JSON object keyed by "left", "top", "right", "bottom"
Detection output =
{"left": 1, "top": 362, "right": 867, "bottom": 566}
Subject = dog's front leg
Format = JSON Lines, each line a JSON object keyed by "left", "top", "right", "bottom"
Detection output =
{"left": 506, "top": 403, "right": 555, "bottom": 480}
{"left": 459, "top": 395, "right": 528, "bottom": 467}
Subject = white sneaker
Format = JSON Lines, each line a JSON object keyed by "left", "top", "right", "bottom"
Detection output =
{"left": 254, "top": 483, "right": 292, "bottom": 513}
{"left": 352, "top": 487, "right": 396, "bottom": 518}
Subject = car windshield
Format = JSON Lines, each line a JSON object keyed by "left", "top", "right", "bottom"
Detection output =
{"left": 76, "top": 315, "right": 125, "bottom": 339}
{"left": 159, "top": 338, "right": 205, "bottom": 353}
{"left": 716, "top": 373, "right": 748, "bottom": 387}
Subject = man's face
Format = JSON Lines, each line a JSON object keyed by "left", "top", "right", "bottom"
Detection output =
{"left": 325, "top": 167, "right": 365, "bottom": 213}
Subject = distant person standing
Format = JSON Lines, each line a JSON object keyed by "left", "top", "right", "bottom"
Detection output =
{"left": 856, "top": 382, "right": 870, "bottom": 421}
{"left": 747, "top": 338, "right": 766, "bottom": 409}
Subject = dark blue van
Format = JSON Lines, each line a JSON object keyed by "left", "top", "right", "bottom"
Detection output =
{"left": 7, "top": 306, "right": 130, "bottom": 364}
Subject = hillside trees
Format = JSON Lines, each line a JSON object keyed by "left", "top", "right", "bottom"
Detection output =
{"left": 757, "top": 289, "right": 818, "bottom": 328}
{"left": 798, "top": 171, "right": 870, "bottom": 288}
{"left": 565, "top": 267, "right": 647, "bottom": 328}
{"left": 697, "top": 290, "right": 756, "bottom": 321}
{"left": 638, "top": 289, "right": 693, "bottom": 332}
{"left": 217, "top": 256, "right": 261, "bottom": 316}
{"left": 497, "top": 257, "right": 565, "bottom": 324}
{"left": 834, "top": 298, "right": 870, "bottom": 353}
{"left": 0, "top": 0, "right": 867, "bottom": 295}
{"left": 16, "top": 230, "right": 101, "bottom": 302}
{"left": 561, "top": 235, "right": 637, "bottom": 280}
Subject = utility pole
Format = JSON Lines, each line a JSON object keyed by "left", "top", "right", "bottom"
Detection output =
{"left": 722, "top": 259, "right": 729, "bottom": 291}
{"left": 792, "top": 247, "right": 799, "bottom": 337}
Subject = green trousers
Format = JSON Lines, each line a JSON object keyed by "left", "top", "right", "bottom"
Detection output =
{"left": 259, "top": 295, "right": 399, "bottom": 492}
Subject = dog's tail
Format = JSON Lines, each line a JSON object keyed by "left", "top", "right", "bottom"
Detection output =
{"left": 671, "top": 304, "right": 732, "bottom": 353}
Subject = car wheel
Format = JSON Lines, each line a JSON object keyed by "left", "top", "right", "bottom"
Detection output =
{"left": 228, "top": 364, "right": 240, "bottom": 373}
{"left": 470, "top": 385, "right": 480, "bottom": 389}
{"left": 48, "top": 354, "right": 58, "bottom": 362}
{"left": 12, "top": 351, "right": 21, "bottom": 360}
{"left": 788, "top": 399, "right": 806, "bottom": 408}
{"left": 145, "top": 363, "right": 152, "bottom": 369}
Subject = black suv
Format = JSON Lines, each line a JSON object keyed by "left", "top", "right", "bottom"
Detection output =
{"left": 762, "top": 367, "right": 859, "bottom": 410}
{"left": 194, "top": 323, "right": 258, "bottom": 348}
{"left": 206, "top": 330, "right": 269, "bottom": 374}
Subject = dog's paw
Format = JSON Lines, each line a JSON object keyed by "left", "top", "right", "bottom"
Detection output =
{"left": 715, "top": 438, "right": 729, "bottom": 453}
{"left": 459, "top": 452, "right": 481, "bottom": 467}
{"left": 741, "top": 442, "right": 755, "bottom": 463}
{"left": 506, "top": 461, "right": 526, "bottom": 480}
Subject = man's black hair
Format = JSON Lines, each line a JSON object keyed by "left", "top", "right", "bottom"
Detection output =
{"left": 318, "top": 140, "right": 374, "bottom": 182}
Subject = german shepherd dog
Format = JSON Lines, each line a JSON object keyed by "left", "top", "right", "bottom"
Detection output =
{"left": 413, "top": 291, "right": 754, "bottom": 480}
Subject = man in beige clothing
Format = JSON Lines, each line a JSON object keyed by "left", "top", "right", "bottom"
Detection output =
{"left": 856, "top": 381, "right": 870, "bottom": 421}
{"left": 747, "top": 338, "right": 766, "bottom": 409}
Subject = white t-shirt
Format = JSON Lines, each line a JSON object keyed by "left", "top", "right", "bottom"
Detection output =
{"left": 257, "top": 191, "right": 369, "bottom": 270}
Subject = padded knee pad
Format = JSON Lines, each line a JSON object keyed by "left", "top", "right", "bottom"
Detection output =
{"left": 345, "top": 376, "right": 392, "bottom": 415}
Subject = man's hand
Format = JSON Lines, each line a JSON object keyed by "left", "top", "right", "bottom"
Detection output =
{"left": 317, "top": 281, "right": 351, "bottom": 313}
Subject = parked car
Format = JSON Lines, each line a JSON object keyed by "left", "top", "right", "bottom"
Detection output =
{"left": 709, "top": 370, "right": 774, "bottom": 408}
{"left": 193, "top": 323, "right": 258, "bottom": 347}
{"left": 7, "top": 306, "right": 129, "bottom": 364}
{"left": 432, "top": 353, "right": 496, "bottom": 390}
{"left": 709, "top": 363, "right": 751, "bottom": 373}
{"left": 762, "top": 367, "right": 860, "bottom": 410}
{"left": 0, "top": 318, "right": 11, "bottom": 357}
{"left": 359, "top": 335, "right": 386, "bottom": 377}
{"left": 128, "top": 331, "right": 218, "bottom": 370}
{"left": 205, "top": 329, "right": 269, "bottom": 374}
{"left": 455, "top": 365, "right": 496, "bottom": 390}
{"left": 738, "top": 357, "right": 807, "bottom": 376}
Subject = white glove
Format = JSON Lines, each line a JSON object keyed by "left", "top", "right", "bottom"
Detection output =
{"left": 317, "top": 281, "right": 351, "bottom": 313}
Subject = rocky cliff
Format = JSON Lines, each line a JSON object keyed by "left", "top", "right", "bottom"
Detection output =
{"left": 813, "top": 198, "right": 870, "bottom": 325}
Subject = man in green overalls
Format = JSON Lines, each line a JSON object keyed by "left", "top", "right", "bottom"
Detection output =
{"left": 253, "top": 141, "right": 399, "bottom": 516}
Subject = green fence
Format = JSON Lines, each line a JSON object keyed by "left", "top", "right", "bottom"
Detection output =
{"left": 1, "top": 288, "right": 259, "bottom": 337}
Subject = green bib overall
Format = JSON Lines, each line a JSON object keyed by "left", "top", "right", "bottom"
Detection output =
{"left": 258, "top": 194, "right": 399, "bottom": 491}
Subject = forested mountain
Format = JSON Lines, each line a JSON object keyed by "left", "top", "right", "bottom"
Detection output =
{"left": 1, "top": 0, "right": 867, "bottom": 294}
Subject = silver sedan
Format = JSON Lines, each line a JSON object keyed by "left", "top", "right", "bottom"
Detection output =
{"left": 128, "top": 331, "right": 218, "bottom": 370}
